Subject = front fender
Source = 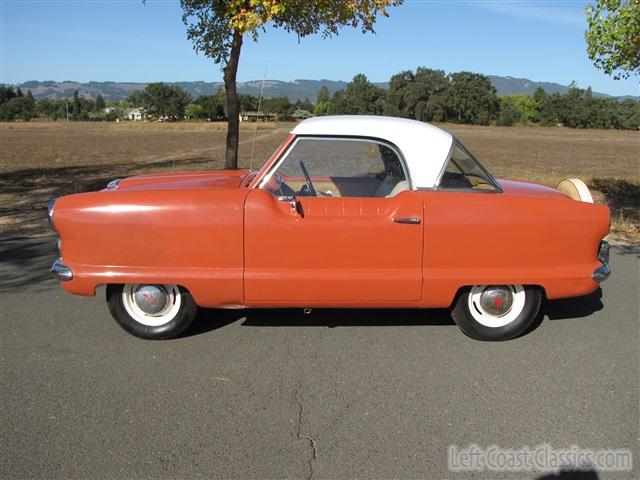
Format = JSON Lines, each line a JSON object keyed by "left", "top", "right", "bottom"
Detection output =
{"left": 54, "top": 188, "right": 249, "bottom": 307}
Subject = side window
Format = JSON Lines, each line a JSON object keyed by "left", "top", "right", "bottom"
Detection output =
{"left": 262, "top": 138, "right": 409, "bottom": 198}
{"left": 438, "top": 142, "right": 499, "bottom": 191}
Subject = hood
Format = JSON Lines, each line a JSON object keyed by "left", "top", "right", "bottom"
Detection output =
{"left": 111, "top": 169, "right": 251, "bottom": 192}
{"left": 497, "top": 179, "right": 570, "bottom": 200}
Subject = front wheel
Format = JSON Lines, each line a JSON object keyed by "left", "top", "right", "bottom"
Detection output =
{"left": 107, "top": 284, "right": 197, "bottom": 339}
{"left": 451, "top": 285, "right": 542, "bottom": 341}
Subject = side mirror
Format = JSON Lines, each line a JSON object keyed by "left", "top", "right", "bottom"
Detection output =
{"left": 277, "top": 195, "right": 304, "bottom": 217}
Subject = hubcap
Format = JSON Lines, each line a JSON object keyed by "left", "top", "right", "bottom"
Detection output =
{"left": 479, "top": 286, "right": 513, "bottom": 316}
{"left": 133, "top": 285, "right": 168, "bottom": 315}
{"left": 122, "top": 284, "right": 182, "bottom": 327}
{"left": 468, "top": 284, "right": 526, "bottom": 328}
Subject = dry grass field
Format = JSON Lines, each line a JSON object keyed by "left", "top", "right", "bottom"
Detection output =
{"left": 1, "top": 121, "right": 638, "bottom": 242}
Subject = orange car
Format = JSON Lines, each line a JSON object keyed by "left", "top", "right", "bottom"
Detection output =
{"left": 48, "top": 116, "right": 610, "bottom": 341}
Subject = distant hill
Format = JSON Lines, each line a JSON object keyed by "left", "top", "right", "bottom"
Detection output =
{"left": 12, "top": 77, "right": 637, "bottom": 102}
{"left": 487, "top": 76, "right": 573, "bottom": 95}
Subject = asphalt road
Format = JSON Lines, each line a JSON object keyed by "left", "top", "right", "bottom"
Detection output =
{"left": 1, "top": 237, "right": 638, "bottom": 480}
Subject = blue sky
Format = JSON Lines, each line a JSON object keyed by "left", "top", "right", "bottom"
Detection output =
{"left": 1, "top": 0, "right": 638, "bottom": 96}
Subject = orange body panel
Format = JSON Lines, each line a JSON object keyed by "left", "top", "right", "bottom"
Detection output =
{"left": 244, "top": 189, "right": 423, "bottom": 307}
{"left": 52, "top": 135, "right": 609, "bottom": 310}
{"left": 419, "top": 184, "right": 609, "bottom": 307}
{"left": 55, "top": 170, "right": 249, "bottom": 308}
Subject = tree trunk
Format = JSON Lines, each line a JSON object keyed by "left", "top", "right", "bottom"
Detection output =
{"left": 223, "top": 29, "right": 243, "bottom": 170}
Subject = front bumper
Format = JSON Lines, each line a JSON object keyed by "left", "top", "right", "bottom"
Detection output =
{"left": 592, "top": 240, "right": 610, "bottom": 283}
{"left": 51, "top": 258, "right": 73, "bottom": 281}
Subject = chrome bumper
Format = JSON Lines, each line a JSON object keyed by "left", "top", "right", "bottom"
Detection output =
{"left": 51, "top": 258, "right": 73, "bottom": 281}
{"left": 592, "top": 240, "right": 611, "bottom": 283}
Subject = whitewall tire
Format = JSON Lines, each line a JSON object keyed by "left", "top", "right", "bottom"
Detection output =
{"left": 451, "top": 285, "right": 542, "bottom": 341}
{"left": 107, "top": 284, "right": 197, "bottom": 339}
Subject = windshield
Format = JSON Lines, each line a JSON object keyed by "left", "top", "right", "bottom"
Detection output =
{"left": 437, "top": 141, "right": 501, "bottom": 192}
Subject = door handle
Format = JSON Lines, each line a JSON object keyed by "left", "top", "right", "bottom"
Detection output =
{"left": 393, "top": 217, "right": 421, "bottom": 224}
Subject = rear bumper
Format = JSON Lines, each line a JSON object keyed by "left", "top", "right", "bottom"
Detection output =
{"left": 592, "top": 240, "right": 610, "bottom": 283}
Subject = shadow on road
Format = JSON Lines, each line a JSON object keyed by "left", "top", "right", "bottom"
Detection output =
{"left": 545, "top": 288, "right": 603, "bottom": 320}
{"left": 188, "top": 291, "right": 609, "bottom": 338}
{"left": 536, "top": 468, "right": 600, "bottom": 479}
{"left": 614, "top": 243, "right": 640, "bottom": 258}
{"left": 184, "top": 307, "right": 456, "bottom": 338}
{"left": 0, "top": 235, "right": 57, "bottom": 293}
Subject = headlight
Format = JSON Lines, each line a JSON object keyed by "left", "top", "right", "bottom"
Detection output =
{"left": 47, "top": 198, "right": 57, "bottom": 224}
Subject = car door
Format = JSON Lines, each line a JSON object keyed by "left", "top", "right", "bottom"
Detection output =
{"left": 243, "top": 136, "right": 424, "bottom": 306}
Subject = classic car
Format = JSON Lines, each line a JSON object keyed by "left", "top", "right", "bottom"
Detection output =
{"left": 48, "top": 115, "right": 611, "bottom": 341}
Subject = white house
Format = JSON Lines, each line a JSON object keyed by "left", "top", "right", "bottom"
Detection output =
{"left": 122, "top": 107, "right": 144, "bottom": 121}
{"left": 240, "top": 111, "right": 277, "bottom": 122}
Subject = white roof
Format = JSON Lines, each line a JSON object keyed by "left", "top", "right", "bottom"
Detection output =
{"left": 291, "top": 115, "right": 453, "bottom": 189}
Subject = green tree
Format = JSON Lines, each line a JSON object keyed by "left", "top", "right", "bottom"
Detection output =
{"left": 127, "top": 90, "right": 145, "bottom": 106}
{"left": 95, "top": 94, "right": 106, "bottom": 111}
{"left": 71, "top": 90, "right": 82, "bottom": 120}
{"left": 186, "top": 102, "right": 206, "bottom": 120}
{"left": 556, "top": 83, "right": 591, "bottom": 128}
{"left": 500, "top": 94, "right": 537, "bottom": 124}
{"left": 263, "top": 96, "right": 295, "bottom": 118}
{"left": 23, "top": 90, "right": 36, "bottom": 120}
{"left": 238, "top": 93, "right": 258, "bottom": 112}
{"left": 531, "top": 87, "right": 557, "bottom": 125}
{"left": 407, "top": 68, "right": 449, "bottom": 122}
{"left": 314, "top": 86, "right": 331, "bottom": 115}
{"left": 0, "top": 94, "right": 36, "bottom": 121}
{"left": 585, "top": 0, "right": 640, "bottom": 79}
{"left": 328, "top": 74, "right": 385, "bottom": 115}
{"left": 296, "top": 97, "right": 314, "bottom": 113}
{"left": 0, "top": 86, "right": 17, "bottom": 104}
{"left": 316, "top": 86, "right": 330, "bottom": 104}
{"left": 446, "top": 72, "right": 498, "bottom": 125}
{"left": 383, "top": 69, "right": 414, "bottom": 117}
{"left": 179, "top": 0, "right": 402, "bottom": 169}
{"left": 496, "top": 96, "right": 523, "bottom": 126}
{"left": 140, "top": 83, "right": 192, "bottom": 121}
{"left": 615, "top": 98, "right": 640, "bottom": 129}
{"left": 195, "top": 91, "right": 227, "bottom": 120}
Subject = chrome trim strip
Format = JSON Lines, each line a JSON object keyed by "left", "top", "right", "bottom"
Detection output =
{"left": 47, "top": 197, "right": 57, "bottom": 224}
{"left": 51, "top": 259, "right": 73, "bottom": 281}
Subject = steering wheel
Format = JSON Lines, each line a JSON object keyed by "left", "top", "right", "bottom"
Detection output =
{"left": 299, "top": 161, "right": 317, "bottom": 197}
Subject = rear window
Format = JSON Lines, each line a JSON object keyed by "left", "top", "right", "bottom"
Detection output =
{"left": 438, "top": 142, "right": 500, "bottom": 192}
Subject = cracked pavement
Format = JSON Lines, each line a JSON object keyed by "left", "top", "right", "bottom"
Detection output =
{"left": 1, "top": 237, "right": 639, "bottom": 479}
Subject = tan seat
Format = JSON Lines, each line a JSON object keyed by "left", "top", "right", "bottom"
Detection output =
{"left": 374, "top": 177, "right": 409, "bottom": 198}
{"left": 386, "top": 180, "right": 408, "bottom": 198}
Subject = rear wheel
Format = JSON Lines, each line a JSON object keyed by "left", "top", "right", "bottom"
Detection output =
{"left": 451, "top": 285, "right": 542, "bottom": 341}
{"left": 107, "top": 284, "right": 197, "bottom": 339}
